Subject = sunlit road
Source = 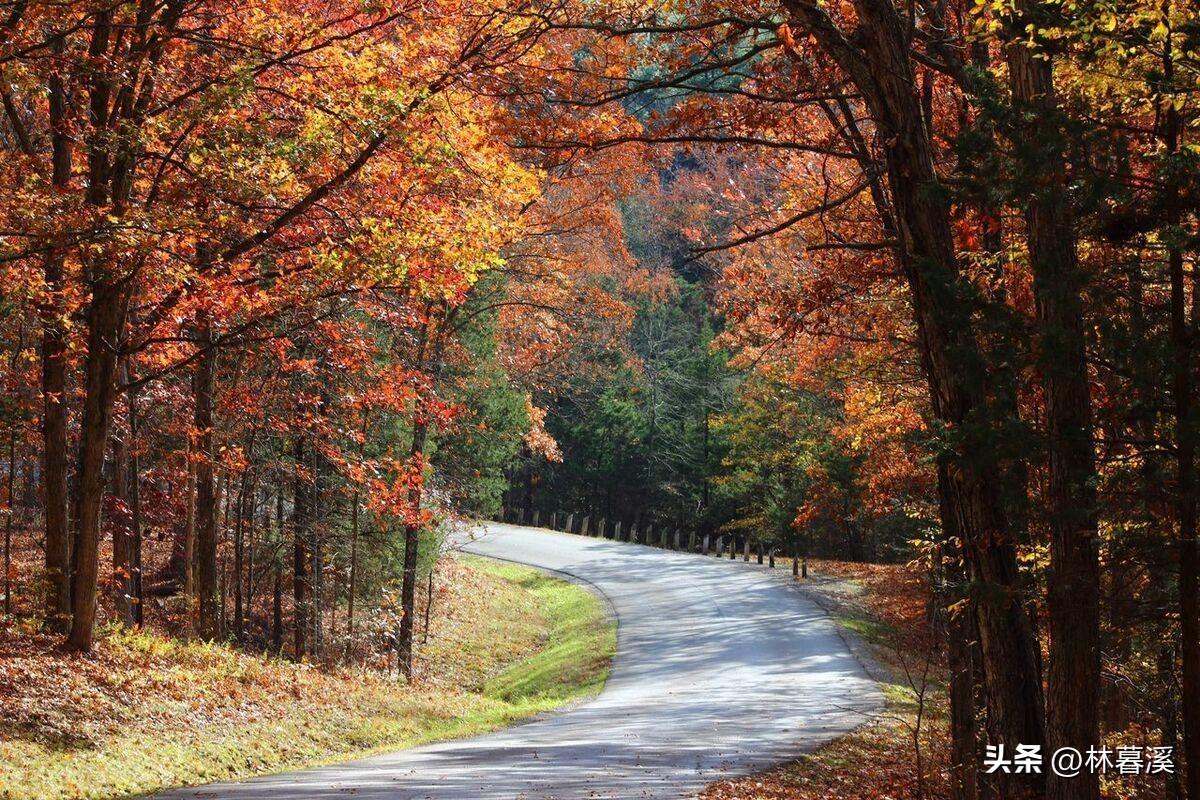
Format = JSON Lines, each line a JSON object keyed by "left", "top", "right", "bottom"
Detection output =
{"left": 155, "top": 523, "right": 882, "bottom": 799}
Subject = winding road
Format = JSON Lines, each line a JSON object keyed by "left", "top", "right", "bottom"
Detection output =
{"left": 156, "top": 523, "right": 882, "bottom": 799}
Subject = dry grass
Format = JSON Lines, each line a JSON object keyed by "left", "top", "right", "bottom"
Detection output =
{"left": 0, "top": 555, "right": 614, "bottom": 800}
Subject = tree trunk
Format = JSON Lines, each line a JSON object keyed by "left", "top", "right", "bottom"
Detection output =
{"left": 42, "top": 34, "right": 72, "bottom": 632}
{"left": 233, "top": 468, "right": 249, "bottom": 642}
{"left": 110, "top": 393, "right": 133, "bottom": 626}
{"left": 67, "top": 280, "right": 129, "bottom": 651}
{"left": 292, "top": 435, "right": 312, "bottom": 659}
{"left": 940, "top": 466, "right": 980, "bottom": 800}
{"left": 397, "top": 315, "right": 449, "bottom": 678}
{"left": 347, "top": 486, "right": 360, "bottom": 646}
{"left": 4, "top": 419, "right": 16, "bottom": 616}
{"left": 193, "top": 310, "right": 219, "bottom": 639}
{"left": 782, "top": 3, "right": 1047, "bottom": 794}
{"left": 1006, "top": 28, "right": 1101, "bottom": 800}
{"left": 128, "top": 376, "right": 143, "bottom": 627}
{"left": 1159, "top": 13, "right": 1200, "bottom": 795}
{"left": 272, "top": 487, "right": 284, "bottom": 654}
{"left": 183, "top": 447, "right": 196, "bottom": 602}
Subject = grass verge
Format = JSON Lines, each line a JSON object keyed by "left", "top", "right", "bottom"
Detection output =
{"left": 0, "top": 555, "right": 615, "bottom": 800}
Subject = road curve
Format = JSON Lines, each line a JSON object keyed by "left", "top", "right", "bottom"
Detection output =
{"left": 155, "top": 523, "right": 882, "bottom": 799}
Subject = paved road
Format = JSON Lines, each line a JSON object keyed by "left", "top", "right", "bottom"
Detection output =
{"left": 156, "top": 523, "right": 882, "bottom": 799}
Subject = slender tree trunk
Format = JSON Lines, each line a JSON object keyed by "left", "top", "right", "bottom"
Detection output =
{"left": 233, "top": 468, "right": 249, "bottom": 642}
{"left": 397, "top": 315, "right": 449, "bottom": 678}
{"left": 292, "top": 435, "right": 311, "bottom": 659}
{"left": 4, "top": 420, "right": 16, "bottom": 616}
{"left": 193, "top": 309, "right": 219, "bottom": 639}
{"left": 244, "top": 478, "right": 257, "bottom": 638}
{"left": 67, "top": 280, "right": 129, "bottom": 651}
{"left": 110, "top": 391, "right": 133, "bottom": 626}
{"left": 347, "top": 486, "right": 360, "bottom": 646}
{"left": 182, "top": 447, "right": 196, "bottom": 601}
{"left": 272, "top": 487, "right": 284, "bottom": 655}
{"left": 398, "top": 419, "right": 428, "bottom": 678}
{"left": 128, "top": 375, "right": 143, "bottom": 627}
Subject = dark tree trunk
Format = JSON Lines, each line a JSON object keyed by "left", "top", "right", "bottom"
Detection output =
{"left": 397, "top": 419, "right": 428, "bottom": 678}
{"left": 398, "top": 314, "right": 449, "bottom": 678}
{"left": 272, "top": 488, "right": 284, "bottom": 655}
{"left": 940, "top": 465, "right": 980, "bottom": 800}
{"left": 110, "top": 397, "right": 133, "bottom": 626}
{"left": 67, "top": 280, "right": 129, "bottom": 651}
{"left": 193, "top": 310, "right": 219, "bottom": 639}
{"left": 292, "top": 436, "right": 312, "bottom": 659}
{"left": 782, "top": 3, "right": 1047, "bottom": 794}
{"left": 42, "top": 33, "right": 72, "bottom": 632}
{"left": 1006, "top": 29, "right": 1101, "bottom": 800}
{"left": 127, "top": 376, "right": 143, "bottom": 626}
{"left": 1158, "top": 18, "right": 1200, "bottom": 796}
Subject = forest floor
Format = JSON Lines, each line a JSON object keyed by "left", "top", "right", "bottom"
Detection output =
{"left": 702, "top": 559, "right": 950, "bottom": 800}
{"left": 0, "top": 555, "right": 615, "bottom": 800}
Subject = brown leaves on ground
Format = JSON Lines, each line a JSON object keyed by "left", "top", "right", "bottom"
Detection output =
{"left": 704, "top": 717, "right": 943, "bottom": 800}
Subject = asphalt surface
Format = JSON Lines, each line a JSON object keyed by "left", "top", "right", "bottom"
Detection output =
{"left": 154, "top": 522, "right": 882, "bottom": 799}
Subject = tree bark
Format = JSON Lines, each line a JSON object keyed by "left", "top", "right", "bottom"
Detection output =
{"left": 67, "top": 280, "right": 129, "bottom": 651}
{"left": 1158, "top": 10, "right": 1200, "bottom": 795}
{"left": 127, "top": 374, "right": 143, "bottom": 627}
{"left": 110, "top": 387, "right": 134, "bottom": 626}
{"left": 193, "top": 310, "right": 219, "bottom": 639}
{"left": 1006, "top": 24, "right": 1102, "bottom": 800}
{"left": 398, "top": 314, "right": 449, "bottom": 678}
{"left": 41, "top": 32, "right": 72, "bottom": 633}
{"left": 292, "top": 435, "right": 312, "bottom": 659}
{"left": 781, "top": 3, "right": 1047, "bottom": 794}
{"left": 272, "top": 487, "right": 284, "bottom": 654}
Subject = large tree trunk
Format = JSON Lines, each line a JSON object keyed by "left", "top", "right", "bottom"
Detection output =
{"left": 1006, "top": 28, "right": 1102, "bottom": 800}
{"left": 1159, "top": 18, "right": 1200, "bottom": 796}
{"left": 939, "top": 465, "right": 980, "bottom": 800}
{"left": 42, "top": 32, "right": 72, "bottom": 633}
{"left": 782, "top": 2, "right": 1047, "bottom": 795}
{"left": 193, "top": 311, "right": 219, "bottom": 639}
{"left": 66, "top": 280, "right": 129, "bottom": 651}
{"left": 41, "top": 254, "right": 71, "bottom": 632}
